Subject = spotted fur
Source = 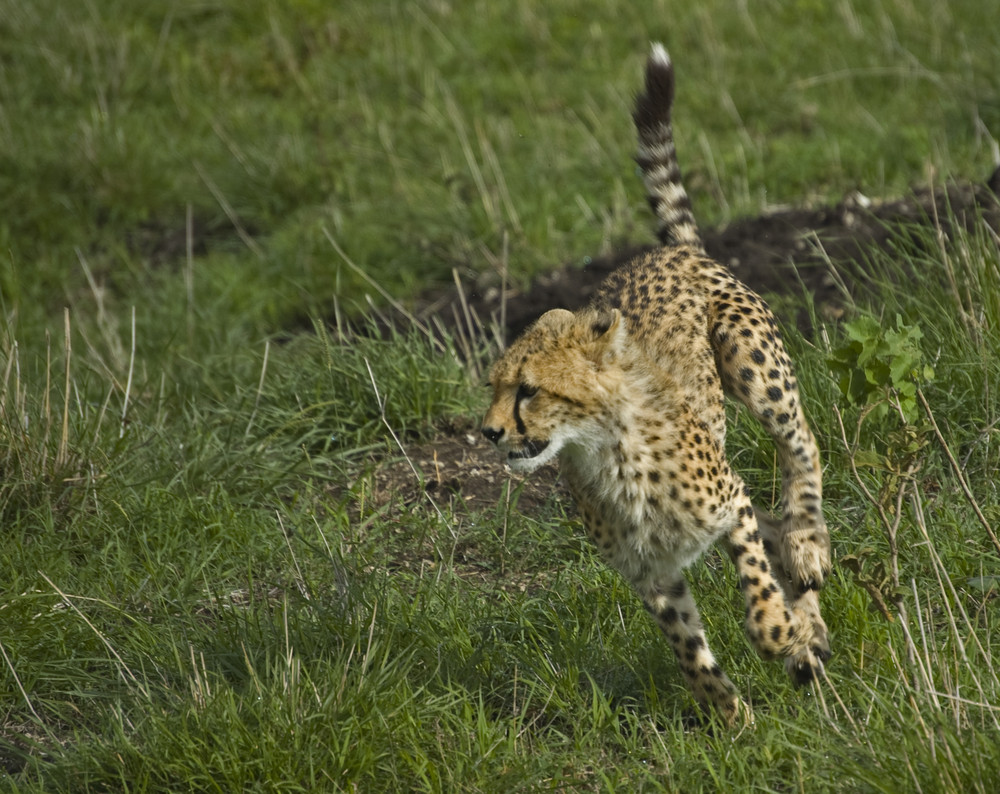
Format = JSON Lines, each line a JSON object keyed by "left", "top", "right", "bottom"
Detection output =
{"left": 482, "top": 44, "right": 831, "bottom": 724}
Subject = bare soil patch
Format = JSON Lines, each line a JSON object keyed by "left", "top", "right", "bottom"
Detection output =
{"left": 357, "top": 416, "right": 568, "bottom": 522}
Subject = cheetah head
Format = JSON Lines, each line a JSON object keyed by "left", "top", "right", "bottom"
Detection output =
{"left": 481, "top": 307, "right": 628, "bottom": 473}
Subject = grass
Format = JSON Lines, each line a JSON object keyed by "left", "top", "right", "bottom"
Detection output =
{"left": 2, "top": 0, "right": 1000, "bottom": 791}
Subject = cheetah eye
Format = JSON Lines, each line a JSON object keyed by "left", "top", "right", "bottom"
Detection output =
{"left": 516, "top": 383, "right": 538, "bottom": 401}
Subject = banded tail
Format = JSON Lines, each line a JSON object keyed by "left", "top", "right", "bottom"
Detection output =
{"left": 633, "top": 43, "right": 702, "bottom": 248}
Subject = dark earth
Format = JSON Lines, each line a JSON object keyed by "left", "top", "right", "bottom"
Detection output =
{"left": 357, "top": 174, "right": 1000, "bottom": 528}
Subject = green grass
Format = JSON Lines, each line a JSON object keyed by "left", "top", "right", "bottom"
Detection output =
{"left": 2, "top": 0, "right": 1000, "bottom": 791}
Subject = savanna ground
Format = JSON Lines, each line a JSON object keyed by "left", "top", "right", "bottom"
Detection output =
{"left": 2, "top": 1, "right": 1000, "bottom": 791}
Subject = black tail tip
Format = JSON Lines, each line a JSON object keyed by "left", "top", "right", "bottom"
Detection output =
{"left": 645, "top": 43, "right": 673, "bottom": 88}
{"left": 634, "top": 42, "right": 675, "bottom": 129}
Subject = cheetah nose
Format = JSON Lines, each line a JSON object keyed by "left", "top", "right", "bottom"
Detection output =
{"left": 481, "top": 426, "right": 504, "bottom": 445}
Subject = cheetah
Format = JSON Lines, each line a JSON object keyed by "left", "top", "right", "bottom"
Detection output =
{"left": 481, "top": 43, "right": 831, "bottom": 724}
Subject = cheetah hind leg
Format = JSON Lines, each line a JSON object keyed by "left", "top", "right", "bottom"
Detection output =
{"left": 708, "top": 301, "right": 831, "bottom": 677}
{"left": 754, "top": 507, "right": 830, "bottom": 684}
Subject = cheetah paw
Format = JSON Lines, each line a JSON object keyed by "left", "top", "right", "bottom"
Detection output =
{"left": 781, "top": 523, "right": 832, "bottom": 593}
{"left": 719, "top": 696, "right": 755, "bottom": 729}
{"left": 785, "top": 641, "right": 830, "bottom": 686}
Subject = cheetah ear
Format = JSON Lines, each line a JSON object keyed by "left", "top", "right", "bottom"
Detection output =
{"left": 589, "top": 308, "right": 627, "bottom": 357}
{"left": 533, "top": 308, "right": 575, "bottom": 332}
{"left": 537, "top": 308, "right": 574, "bottom": 323}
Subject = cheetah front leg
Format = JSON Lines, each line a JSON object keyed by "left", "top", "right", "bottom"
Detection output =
{"left": 754, "top": 508, "right": 829, "bottom": 683}
{"left": 740, "top": 381, "right": 831, "bottom": 678}
{"left": 726, "top": 499, "right": 818, "bottom": 669}
{"left": 637, "top": 573, "right": 751, "bottom": 725}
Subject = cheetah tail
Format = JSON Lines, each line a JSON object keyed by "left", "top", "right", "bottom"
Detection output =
{"left": 633, "top": 43, "right": 702, "bottom": 249}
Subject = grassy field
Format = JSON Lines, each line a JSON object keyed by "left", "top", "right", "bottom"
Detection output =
{"left": 2, "top": 0, "right": 1000, "bottom": 791}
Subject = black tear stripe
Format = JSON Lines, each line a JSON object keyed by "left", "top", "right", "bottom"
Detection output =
{"left": 513, "top": 395, "right": 527, "bottom": 437}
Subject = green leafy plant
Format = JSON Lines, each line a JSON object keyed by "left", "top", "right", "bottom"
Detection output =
{"left": 828, "top": 314, "right": 935, "bottom": 425}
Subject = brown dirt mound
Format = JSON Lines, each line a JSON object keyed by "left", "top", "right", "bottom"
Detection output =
{"left": 415, "top": 178, "right": 1000, "bottom": 341}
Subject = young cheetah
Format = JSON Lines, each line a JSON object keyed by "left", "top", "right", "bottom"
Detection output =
{"left": 482, "top": 44, "right": 831, "bottom": 723}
